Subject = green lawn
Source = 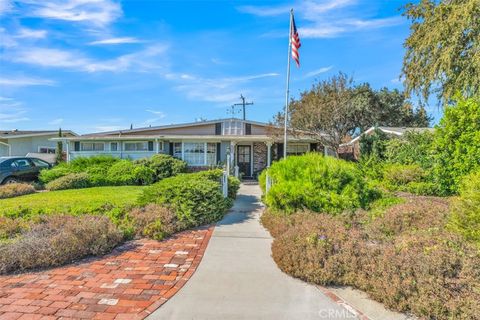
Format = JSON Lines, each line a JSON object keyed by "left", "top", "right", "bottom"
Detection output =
{"left": 0, "top": 186, "right": 145, "bottom": 218}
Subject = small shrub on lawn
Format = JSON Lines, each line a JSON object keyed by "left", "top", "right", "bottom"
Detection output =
{"left": 259, "top": 153, "right": 378, "bottom": 214}
{"left": 194, "top": 169, "right": 240, "bottom": 199}
{"left": 404, "top": 181, "right": 439, "bottom": 196}
{"left": 449, "top": 171, "right": 480, "bottom": 245}
{"left": 107, "top": 160, "right": 155, "bottom": 185}
{"left": 0, "top": 215, "right": 123, "bottom": 274}
{"left": 46, "top": 173, "right": 90, "bottom": 191}
{"left": 382, "top": 163, "right": 425, "bottom": 189}
{"left": 0, "top": 183, "right": 35, "bottom": 199}
{"left": 134, "top": 154, "right": 187, "bottom": 181}
{"left": 138, "top": 171, "right": 232, "bottom": 227}
{"left": 129, "top": 204, "right": 184, "bottom": 240}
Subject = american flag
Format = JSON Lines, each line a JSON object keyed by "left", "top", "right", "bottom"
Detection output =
{"left": 290, "top": 13, "right": 301, "bottom": 67}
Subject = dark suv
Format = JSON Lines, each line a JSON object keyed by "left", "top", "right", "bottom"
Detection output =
{"left": 0, "top": 157, "right": 52, "bottom": 184}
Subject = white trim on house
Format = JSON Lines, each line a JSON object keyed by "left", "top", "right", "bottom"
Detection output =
{"left": 341, "top": 126, "right": 434, "bottom": 146}
{"left": 0, "top": 131, "right": 78, "bottom": 139}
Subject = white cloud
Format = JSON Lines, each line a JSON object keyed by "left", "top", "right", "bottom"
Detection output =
{"left": 0, "top": 76, "right": 56, "bottom": 86}
{"left": 15, "top": 28, "right": 47, "bottom": 39}
{"left": 0, "top": 100, "right": 29, "bottom": 123}
{"left": 8, "top": 44, "right": 168, "bottom": 73}
{"left": 146, "top": 109, "right": 166, "bottom": 117}
{"left": 172, "top": 72, "right": 280, "bottom": 104}
{"left": 89, "top": 37, "right": 143, "bottom": 45}
{"left": 239, "top": 0, "right": 402, "bottom": 39}
{"left": 302, "top": 66, "right": 333, "bottom": 78}
{"left": 0, "top": 0, "right": 12, "bottom": 15}
{"left": 20, "top": 0, "right": 122, "bottom": 27}
{"left": 48, "top": 118, "right": 64, "bottom": 125}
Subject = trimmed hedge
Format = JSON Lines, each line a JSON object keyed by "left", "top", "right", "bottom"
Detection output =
{"left": 0, "top": 183, "right": 36, "bottom": 199}
{"left": 259, "top": 153, "right": 378, "bottom": 214}
{"left": 107, "top": 160, "right": 155, "bottom": 186}
{"left": 138, "top": 170, "right": 234, "bottom": 228}
{"left": 134, "top": 154, "right": 187, "bottom": 181}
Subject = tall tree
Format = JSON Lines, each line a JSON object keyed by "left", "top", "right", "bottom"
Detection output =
{"left": 274, "top": 72, "right": 431, "bottom": 151}
{"left": 402, "top": 0, "right": 480, "bottom": 102}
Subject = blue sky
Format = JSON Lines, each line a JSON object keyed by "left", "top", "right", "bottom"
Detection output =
{"left": 0, "top": 0, "right": 441, "bottom": 134}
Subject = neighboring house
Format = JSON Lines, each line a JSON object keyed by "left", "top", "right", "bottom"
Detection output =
{"left": 0, "top": 130, "right": 78, "bottom": 162}
{"left": 55, "top": 118, "right": 327, "bottom": 178}
{"left": 338, "top": 126, "right": 434, "bottom": 160}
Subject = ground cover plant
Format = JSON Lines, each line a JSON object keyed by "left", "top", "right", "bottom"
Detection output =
{"left": 261, "top": 197, "right": 480, "bottom": 319}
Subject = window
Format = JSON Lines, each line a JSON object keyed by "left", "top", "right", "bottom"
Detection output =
{"left": 206, "top": 143, "right": 217, "bottom": 165}
{"left": 81, "top": 142, "right": 104, "bottom": 151}
{"left": 223, "top": 120, "right": 244, "bottom": 135}
{"left": 287, "top": 144, "right": 309, "bottom": 156}
{"left": 125, "top": 142, "right": 148, "bottom": 151}
{"left": 183, "top": 142, "right": 205, "bottom": 165}
{"left": 158, "top": 141, "right": 164, "bottom": 152}
{"left": 173, "top": 142, "right": 182, "bottom": 159}
{"left": 12, "top": 159, "right": 32, "bottom": 168}
{"left": 31, "top": 158, "right": 50, "bottom": 168}
{"left": 110, "top": 142, "right": 118, "bottom": 151}
{"left": 38, "top": 147, "right": 56, "bottom": 154}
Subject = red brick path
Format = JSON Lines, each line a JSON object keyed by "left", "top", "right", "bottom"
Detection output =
{"left": 0, "top": 226, "right": 214, "bottom": 320}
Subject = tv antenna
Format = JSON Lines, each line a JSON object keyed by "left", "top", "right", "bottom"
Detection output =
{"left": 233, "top": 94, "right": 254, "bottom": 120}
{"left": 227, "top": 104, "right": 241, "bottom": 118}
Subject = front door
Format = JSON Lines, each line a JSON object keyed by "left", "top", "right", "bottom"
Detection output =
{"left": 237, "top": 145, "right": 252, "bottom": 177}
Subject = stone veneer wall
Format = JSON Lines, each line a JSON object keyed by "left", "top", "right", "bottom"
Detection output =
{"left": 253, "top": 142, "right": 267, "bottom": 176}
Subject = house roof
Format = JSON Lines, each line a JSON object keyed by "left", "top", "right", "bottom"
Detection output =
{"left": 82, "top": 118, "right": 273, "bottom": 137}
{"left": 0, "top": 130, "right": 78, "bottom": 139}
{"left": 342, "top": 126, "right": 434, "bottom": 146}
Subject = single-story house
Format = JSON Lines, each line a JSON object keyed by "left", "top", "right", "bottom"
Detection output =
{"left": 338, "top": 126, "right": 434, "bottom": 160}
{"left": 54, "top": 118, "right": 329, "bottom": 178}
{"left": 0, "top": 130, "right": 78, "bottom": 162}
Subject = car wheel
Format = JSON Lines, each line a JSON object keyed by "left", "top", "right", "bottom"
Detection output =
{"left": 2, "top": 177, "right": 18, "bottom": 184}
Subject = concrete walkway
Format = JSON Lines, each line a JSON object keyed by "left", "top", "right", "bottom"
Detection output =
{"left": 148, "top": 184, "right": 357, "bottom": 320}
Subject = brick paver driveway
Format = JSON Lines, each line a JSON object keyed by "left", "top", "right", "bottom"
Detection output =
{"left": 0, "top": 226, "right": 213, "bottom": 320}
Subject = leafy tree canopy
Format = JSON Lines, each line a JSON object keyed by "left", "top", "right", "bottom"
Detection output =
{"left": 402, "top": 0, "right": 480, "bottom": 102}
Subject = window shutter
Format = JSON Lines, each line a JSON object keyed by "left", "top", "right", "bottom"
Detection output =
{"left": 148, "top": 141, "right": 154, "bottom": 151}
{"left": 169, "top": 142, "right": 174, "bottom": 156}
{"left": 216, "top": 143, "right": 221, "bottom": 163}
{"left": 310, "top": 143, "right": 318, "bottom": 152}
{"left": 215, "top": 123, "right": 222, "bottom": 135}
{"left": 277, "top": 143, "right": 284, "bottom": 160}
{"left": 74, "top": 141, "right": 80, "bottom": 151}
{"left": 245, "top": 123, "right": 252, "bottom": 135}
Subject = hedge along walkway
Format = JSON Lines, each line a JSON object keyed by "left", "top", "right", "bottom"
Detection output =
{"left": 0, "top": 226, "right": 213, "bottom": 320}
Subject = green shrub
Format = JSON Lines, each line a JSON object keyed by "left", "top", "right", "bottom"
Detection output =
{"left": 359, "top": 127, "right": 389, "bottom": 160}
{"left": 449, "top": 171, "right": 480, "bottom": 245}
{"left": 38, "top": 166, "right": 71, "bottom": 184}
{"left": 134, "top": 154, "right": 187, "bottom": 181}
{"left": 46, "top": 173, "right": 91, "bottom": 191}
{"left": 106, "top": 160, "right": 155, "bottom": 186}
{"left": 138, "top": 171, "right": 231, "bottom": 227}
{"left": 405, "top": 181, "right": 439, "bottom": 195}
{"left": 260, "top": 153, "right": 378, "bottom": 214}
{"left": 383, "top": 164, "right": 424, "bottom": 189}
{"left": 0, "top": 183, "right": 36, "bottom": 199}
{"left": 194, "top": 169, "right": 240, "bottom": 199}
{"left": 385, "top": 131, "right": 434, "bottom": 169}
{"left": 432, "top": 96, "right": 480, "bottom": 194}
{"left": 0, "top": 215, "right": 123, "bottom": 274}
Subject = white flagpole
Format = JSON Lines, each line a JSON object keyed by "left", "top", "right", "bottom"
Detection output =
{"left": 283, "top": 9, "right": 293, "bottom": 159}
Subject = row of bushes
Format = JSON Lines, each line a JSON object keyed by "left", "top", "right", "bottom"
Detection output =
{"left": 261, "top": 197, "right": 480, "bottom": 319}
{"left": 0, "top": 169, "right": 240, "bottom": 274}
{"left": 40, "top": 154, "right": 187, "bottom": 190}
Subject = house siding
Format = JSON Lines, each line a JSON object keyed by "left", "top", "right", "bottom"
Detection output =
{"left": 118, "top": 124, "right": 216, "bottom": 136}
